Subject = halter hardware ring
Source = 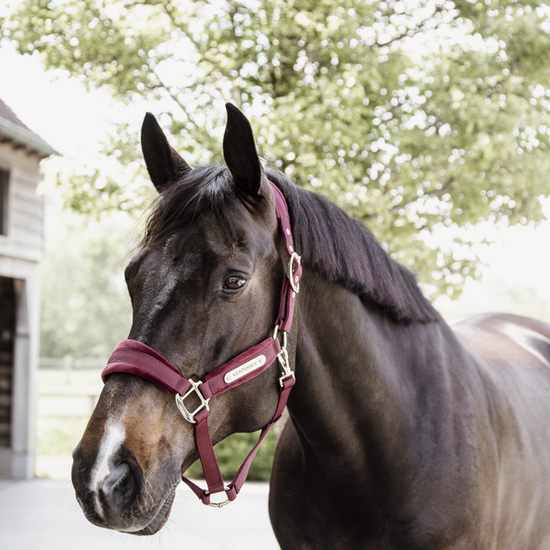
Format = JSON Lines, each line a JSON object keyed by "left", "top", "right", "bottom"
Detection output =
{"left": 278, "top": 346, "right": 294, "bottom": 387}
{"left": 205, "top": 487, "right": 232, "bottom": 508}
{"left": 175, "top": 379, "right": 210, "bottom": 424}
{"left": 288, "top": 252, "right": 301, "bottom": 293}
{"left": 273, "top": 326, "right": 294, "bottom": 386}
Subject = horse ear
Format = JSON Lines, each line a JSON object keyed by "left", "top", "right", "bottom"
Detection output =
{"left": 223, "top": 103, "right": 264, "bottom": 197}
{"left": 141, "top": 113, "right": 191, "bottom": 192}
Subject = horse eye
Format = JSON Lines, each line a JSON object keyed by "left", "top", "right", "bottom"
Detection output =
{"left": 223, "top": 276, "right": 247, "bottom": 291}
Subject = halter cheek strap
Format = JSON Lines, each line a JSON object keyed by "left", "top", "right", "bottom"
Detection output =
{"left": 101, "top": 181, "right": 301, "bottom": 507}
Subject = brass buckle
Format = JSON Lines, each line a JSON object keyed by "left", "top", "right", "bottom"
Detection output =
{"left": 175, "top": 380, "right": 210, "bottom": 424}
{"left": 288, "top": 252, "right": 301, "bottom": 293}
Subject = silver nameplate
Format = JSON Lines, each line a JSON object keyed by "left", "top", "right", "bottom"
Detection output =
{"left": 224, "top": 355, "right": 267, "bottom": 384}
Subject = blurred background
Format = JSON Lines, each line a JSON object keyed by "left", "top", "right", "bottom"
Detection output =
{"left": 0, "top": 0, "right": 549, "bottom": 482}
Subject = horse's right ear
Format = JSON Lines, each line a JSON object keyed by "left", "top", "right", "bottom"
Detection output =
{"left": 141, "top": 113, "right": 191, "bottom": 192}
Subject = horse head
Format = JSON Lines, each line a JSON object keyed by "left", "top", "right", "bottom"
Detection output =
{"left": 71, "top": 105, "right": 293, "bottom": 534}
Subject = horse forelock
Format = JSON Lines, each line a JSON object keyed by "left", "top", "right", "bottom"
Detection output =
{"left": 140, "top": 165, "right": 239, "bottom": 250}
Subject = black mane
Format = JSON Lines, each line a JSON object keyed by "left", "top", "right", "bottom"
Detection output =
{"left": 267, "top": 171, "right": 441, "bottom": 325}
{"left": 141, "top": 165, "right": 441, "bottom": 325}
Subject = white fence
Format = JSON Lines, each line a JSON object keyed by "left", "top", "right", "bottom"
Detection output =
{"left": 39, "top": 357, "right": 107, "bottom": 371}
{"left": 38, "top": 358, "right": 107, "bottom": 419}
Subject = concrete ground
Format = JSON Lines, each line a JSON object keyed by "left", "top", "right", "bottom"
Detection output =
{"left": 0, "top": 478, "right": 280, "bottom": 550}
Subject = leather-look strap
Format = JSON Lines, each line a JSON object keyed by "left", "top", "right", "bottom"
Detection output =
{"left": 102, "top": 340, "right": 191, "bottom": 396}
{"left": 181, "top": 376, "right": 295, "bottom": 505}
{"left": 271, "top": 183, "right": 302, "bottom": 333}
{"left": 200, "top": 337, "right": 281, "bottom": 399}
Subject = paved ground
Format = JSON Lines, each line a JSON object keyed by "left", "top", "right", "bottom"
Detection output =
{"left": 0, "top": 478, "right": 280, "bottom": 550}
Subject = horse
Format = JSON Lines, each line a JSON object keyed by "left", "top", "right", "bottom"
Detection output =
{"left": 72, "top": 103, "right": 550, "bottom": 549}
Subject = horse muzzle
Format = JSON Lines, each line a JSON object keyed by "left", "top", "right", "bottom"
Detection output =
{"left": 71, "top": 441, "right": 175, "bottom": 534}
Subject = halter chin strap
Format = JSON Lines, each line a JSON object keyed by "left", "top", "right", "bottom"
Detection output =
{"left": 101, "top": 181, "right": 301, "bottom": 507}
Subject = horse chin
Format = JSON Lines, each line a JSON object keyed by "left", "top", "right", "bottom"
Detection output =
{"left": 122, "top": 483, "right": 178, "bottom": 536}
{"left": 120, "top": 483, "right": 178, "bottom": 536}
{"left": 75, "top": 481, "right": 179, "bottom": 536}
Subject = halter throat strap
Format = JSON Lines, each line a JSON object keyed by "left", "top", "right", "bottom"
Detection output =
{"left": 101, "top": 181, "right": 301, "bottom": 507}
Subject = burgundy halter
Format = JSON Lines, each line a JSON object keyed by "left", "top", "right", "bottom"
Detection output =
{"left": 101, "top": 182, "right": 302, "bottom": 507}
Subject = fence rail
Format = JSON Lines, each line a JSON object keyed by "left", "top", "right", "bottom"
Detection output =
{"left": 38, "top": 360, "right": 104, "bottom": 418}
{"left": 39, "top": 357, "right": 107, "bottom": 370}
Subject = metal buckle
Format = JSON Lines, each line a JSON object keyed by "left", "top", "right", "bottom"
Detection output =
{"left": 206, "top": 488, "right": 232, "bottom": 508}
{"left": 175, "top": 380, "right": 210, "bottom": 424}
{"left": 288, "top": 252, "right": 301, "bottom": 293}
{"left": 273, "top": 326, "right": 295, "bottom": 386}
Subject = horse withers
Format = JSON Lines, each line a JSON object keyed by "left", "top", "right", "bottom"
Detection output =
{"left": 72, "top": 104, "right": 550, "bottom": 549}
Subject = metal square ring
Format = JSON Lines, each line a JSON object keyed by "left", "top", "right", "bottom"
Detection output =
{"left": 175, "top": 380, "right": 210, "bottom": 424}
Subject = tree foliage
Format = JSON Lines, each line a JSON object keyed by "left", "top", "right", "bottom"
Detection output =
{"left": 39, "top": 205, "right": 133, "bottom": 357}
{"left": 3, "top": 0, "right": 550, "bottom": 296}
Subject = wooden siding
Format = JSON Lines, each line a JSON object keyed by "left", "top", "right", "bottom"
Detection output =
{"left": 0, "top": 104, "right": 47, "bottom": 477}
{"left": 0, "top": 144, "right": 45, "bottom": 263}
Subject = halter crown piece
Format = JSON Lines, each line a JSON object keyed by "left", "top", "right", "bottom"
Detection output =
{"left": 101, "top": 181, "right": 302, "bottom": 507}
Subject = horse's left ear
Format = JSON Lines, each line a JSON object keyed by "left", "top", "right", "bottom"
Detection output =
{"left": 223, "top": 103, "right": 264, "bottom": 198}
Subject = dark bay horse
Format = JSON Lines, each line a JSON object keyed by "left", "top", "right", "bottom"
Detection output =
{"left": 72, "top": 104, "right": 550, "bottom": 549}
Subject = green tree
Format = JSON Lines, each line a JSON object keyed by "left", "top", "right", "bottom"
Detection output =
{"left": 3, "top": 0, "right": 550, "bottom": 296}
{"left": 40, "top": 203, "right": 133, "bottom": 357}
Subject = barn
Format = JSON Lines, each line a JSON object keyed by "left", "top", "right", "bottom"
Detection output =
{"left": 0, "top": 98, "right": 56, "bottom": 478}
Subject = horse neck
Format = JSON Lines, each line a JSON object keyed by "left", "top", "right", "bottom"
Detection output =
{"left": 288, "top": 269, "right": 466, "bottom": 504}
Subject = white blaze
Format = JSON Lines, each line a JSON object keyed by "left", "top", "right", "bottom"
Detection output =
{"left": 89, "top": 421, "right": 126, "bottom": 517}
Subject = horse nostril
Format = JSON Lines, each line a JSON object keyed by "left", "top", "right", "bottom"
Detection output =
{"left": 103, "top": 462, "right": 134, "bottom": 501}
{"left": 100, "top": 447, "right": 144, "bottom": 513}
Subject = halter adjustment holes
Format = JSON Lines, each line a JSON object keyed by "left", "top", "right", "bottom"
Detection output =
{"left": 222, "top": 275, "right": 248, "bottom": 294}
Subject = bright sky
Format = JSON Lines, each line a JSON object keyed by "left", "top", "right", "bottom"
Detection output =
{"left": 0, "top": 43, "right": 113, "bottom": 156}
{"left": 0, "top": 44, "right": 549, "bottom": 320}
